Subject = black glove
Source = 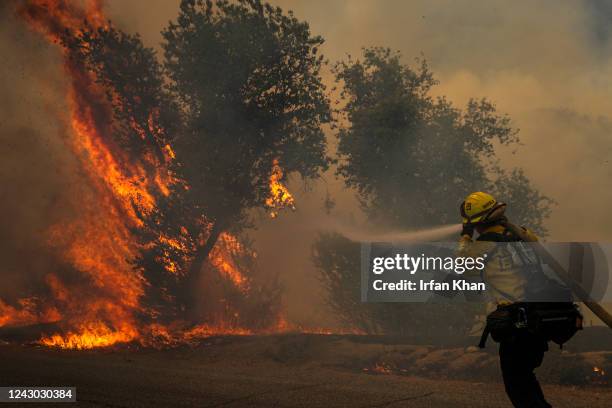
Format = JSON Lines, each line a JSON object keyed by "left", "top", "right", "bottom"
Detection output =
{"left": 461, "top": 223, "right": 474, "bottom": 238}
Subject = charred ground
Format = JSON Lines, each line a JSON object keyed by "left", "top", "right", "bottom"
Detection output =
{"left": 1, "top": 332, "right": 610, "bottom": 408}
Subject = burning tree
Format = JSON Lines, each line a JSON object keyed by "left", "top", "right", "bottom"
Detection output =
{"left": 9, "top": 0, "right": 177, "bottom": 347}
{"left": 161, "top": 0, "right": 331, "bottom": 311}
{"left": 1, "top": 0, "right": 330, "bottom": 348}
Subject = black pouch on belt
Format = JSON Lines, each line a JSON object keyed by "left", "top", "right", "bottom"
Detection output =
{"left": 488, "top": 308, "right": 515, "bottom": 343}
{"left": 529, "top": 302, "right": 582, "bottom": 347}
{"left": 483, "top": 304, "right": 523, "bottom": 345}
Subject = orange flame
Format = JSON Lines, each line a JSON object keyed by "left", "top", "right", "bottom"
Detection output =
{"left": 41, "top": 322, "right": 139, "bottom": 350}
{"left": 265, "top": 159, "right": 295, "bottom": 218}
{"left": 209, "top": 233, "right": 251, "bottom": 292}
{"left": 590, "top": 366, "right": 609, "bottom": 386}
{"left": 157, "top": 233, "right": 191, "bottom": 275}
{"left": 14, "top": 0, "right": 170, "bottom": 349}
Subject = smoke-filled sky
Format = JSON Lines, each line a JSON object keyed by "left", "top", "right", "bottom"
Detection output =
{"left": 3, "top": 0, "right": 612, "bottom": 324}
{"left": 97, "top": 0, "right": 612, "bottom": 241}
{"left": 98, "top": 0, "right": 612, "bottom": 323}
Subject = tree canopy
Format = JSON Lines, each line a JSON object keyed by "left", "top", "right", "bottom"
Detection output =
{"left": 333, "top": 47, "right": 552, "bottom": 233}
{"left": 163, "top": 0, "right": 331, "bottom": 232}
{"left": 312, "top": 47, "right": 553, "bottom": 336}
{"left": 161, "top": 0, "right": 333, "bottom": 300}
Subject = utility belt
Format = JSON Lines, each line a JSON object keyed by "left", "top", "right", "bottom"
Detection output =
{"left": 479, "top": 302, "right": 583, "bottom": 349}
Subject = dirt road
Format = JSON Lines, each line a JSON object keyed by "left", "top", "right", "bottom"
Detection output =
{"left": 0, "top": 335, "right": 609, "bottom": 407}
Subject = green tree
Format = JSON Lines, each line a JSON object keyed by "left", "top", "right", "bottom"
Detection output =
{"left": 162, "top": 0, "right": 331, "bottom": 295}
{"left": 313, "top": 47, "right": 553, "bottom": 336}
{"left": 333, "top": 47, "right": 552, "bottom": 234}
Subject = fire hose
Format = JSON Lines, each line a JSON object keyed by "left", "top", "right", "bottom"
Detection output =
{"left": 501, "top": 220, "right": 612, "bottom": 329}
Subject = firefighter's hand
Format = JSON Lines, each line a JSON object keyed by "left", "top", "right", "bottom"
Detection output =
{"left": 461, "top": 223, "right": 474, "bottom": 238}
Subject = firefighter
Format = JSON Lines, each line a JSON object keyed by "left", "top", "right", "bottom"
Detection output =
{"left": 459, "top": 192, "right": 552, "bottom": 408}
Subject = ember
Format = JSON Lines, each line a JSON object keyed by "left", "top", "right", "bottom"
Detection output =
{"left": 590, "top": 366, "right": 608, "bottom": 386}
{"left": 363, "top": 362, "right": 394, "bottom": 375}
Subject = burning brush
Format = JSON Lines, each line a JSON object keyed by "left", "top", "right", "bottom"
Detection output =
{"left": 0, "top": 0, "right": 295, "bottom": 350}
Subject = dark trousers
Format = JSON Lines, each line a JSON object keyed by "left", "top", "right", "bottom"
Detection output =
{"left": 499, "top": 331, "right": 551, "bottom": 408}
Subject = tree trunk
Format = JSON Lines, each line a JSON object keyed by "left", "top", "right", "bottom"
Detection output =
{"left": 190, "top": 222, "right": 224, "bottom": 278}
{"left": 182, "top": 221, "right": 224, "bottom": 319}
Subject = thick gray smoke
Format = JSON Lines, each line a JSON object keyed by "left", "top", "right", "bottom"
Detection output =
{"left": 5, "top": 0, "right": 612, "bottom": 326}
{"left": 0, "top": 6, "right": 83, "bottom": 302}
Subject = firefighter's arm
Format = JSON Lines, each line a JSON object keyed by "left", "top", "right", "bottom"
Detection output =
{"left": 458, "top": 233, "right": 473, "bottom": 254}
{"left": 457, "top": 234, "right": 495, "bottom": 258}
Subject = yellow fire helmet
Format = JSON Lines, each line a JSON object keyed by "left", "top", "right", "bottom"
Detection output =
{"left": 460, "top": 191, "right": 506, "bottom": 225}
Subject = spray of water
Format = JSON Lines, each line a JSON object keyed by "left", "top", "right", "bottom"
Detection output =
{"left": 331, "top": 223, "right": 462, "bottom": 243}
